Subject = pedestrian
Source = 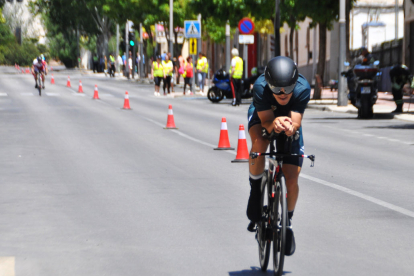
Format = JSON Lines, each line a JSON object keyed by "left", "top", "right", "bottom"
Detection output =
{"left": 92, "top": 54, "right": 99, "bottom": 73}
{"left": 117, "top": 54, "right": 123, "bottom": 74}
{"left": 196, "top": 52, "right": 208, "bottom": 94}
{"left": 122, "top": 52, "right": 126, "bottom": 76}
{"left": 162, "top": 54, "right": 173, "bottom": 95}
{"left": 99, "top": 55, "right": 105, "bottom": 73}
{"left": 168, "top": 53, "right": 178, "bottom": 92}
{"left": 229, "top": 48, "right": 243, "bottom": 106}
{"left": 152, "top": 55, "right": 163, "bottom": 96}
{"left": 104, "top": 55, "right": 108, "bottom": 77}
{"left": 161, "top": 51, "right": 167, "bottom": 61}
{"left": 183, "top": 56, "right": 194, "bottom": 95}
{"left": 389, "top": 64, "right": 412, "bottom": 113}
{"left": 128, "top": 51, "right": 133, "bottom": 78}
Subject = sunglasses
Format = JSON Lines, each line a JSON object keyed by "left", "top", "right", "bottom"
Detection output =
{"left": 268, "top": 82, "right": 296, "bottom": 95}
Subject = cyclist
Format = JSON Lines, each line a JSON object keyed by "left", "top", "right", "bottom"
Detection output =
{"left": 32, "top": 56, "right": 48, "bottom": 89}
{"left": 246, "top": 56, "right": 310, "bottom": 256}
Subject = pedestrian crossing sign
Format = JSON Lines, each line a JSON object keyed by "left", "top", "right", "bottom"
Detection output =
{"left": 184, "top": 20, "right": 201, "bottom": 38}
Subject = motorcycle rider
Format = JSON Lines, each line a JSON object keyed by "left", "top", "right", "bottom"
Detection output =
{"left": 355, "top": 47, "right": 374, "bottom": 66}
{"left": 389, "top": 64, "right": 412, "bottom": 113}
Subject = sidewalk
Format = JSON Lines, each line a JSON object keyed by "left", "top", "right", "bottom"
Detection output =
{"left": 307, "top": 88, "right": 414, "bottom": 122}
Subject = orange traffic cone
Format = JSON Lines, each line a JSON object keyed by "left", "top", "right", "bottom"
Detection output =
{"left": 51, "top": 74, "right": 55, "bottom": 84}
{"left": 122, "top": 91, "right": 131, "bottom": 109}
{"left": 21, "top": 69, "right": 24, "bottom": 74}
{"left": 26, "top": 68, "right": 30, "bottom": 73}
{"left": 92, "top": 85, "right": 99, "bottom": 99}
{"left": 66, "top": 76, "right": 71, "bottom": 87}
{"left": 164, "top": 105, "right": 178, "bottom": 129}
{"left": 231, "top": 124, "right": 249, "bottom": 163}
{"left": 78, "top": 80, "right": 83, "bottom": 93}
{"left": 214, "top": 117, "right": 235, "bottom": 150}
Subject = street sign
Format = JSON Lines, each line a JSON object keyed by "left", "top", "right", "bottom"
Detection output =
{"left": 184, "top": 20, "right": 201, "bottom": 38}
{"left": 239, "top": 34, "right": 255, "bottom": 44}
{"left": 189, "top": 38, "right": 197, "bottom": 55}
{"left": 238, "top": 18, "right": 255, "bottom": 35}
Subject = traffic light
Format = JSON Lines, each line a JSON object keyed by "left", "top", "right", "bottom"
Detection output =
{"left": 128, "top": 32, "right": 135, "bottom": 47}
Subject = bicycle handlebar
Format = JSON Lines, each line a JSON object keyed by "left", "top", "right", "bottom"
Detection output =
{"left": 251, "top": 128, "right": 315, "bottom": 167}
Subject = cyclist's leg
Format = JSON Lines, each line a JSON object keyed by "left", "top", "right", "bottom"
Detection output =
{"left": 247, "top": 104, "right": 269, "bottom": 226}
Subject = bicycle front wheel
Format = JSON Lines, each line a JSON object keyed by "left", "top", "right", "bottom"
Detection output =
{"left": 37, "top": 74, "right": 42, "bottom": 96}
{"left": 272, "top": 174, "right": 287, "bottom": 276}
{"left": 257, "top": 170, "right": 270, "bottom": 271}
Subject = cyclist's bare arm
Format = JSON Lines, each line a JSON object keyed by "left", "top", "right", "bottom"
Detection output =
{"left": 285, "top": 111, "right": 303, "bottom": 137}
{"left": 257, "top": 110, "right": 276, "bottom": 134}
{"left": 258, "top": 110, "right": 295, "bottom": 134}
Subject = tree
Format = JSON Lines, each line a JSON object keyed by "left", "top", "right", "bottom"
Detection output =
{"left": 300, "top": 0, "right": 339, "bottom": 99}
{"left": 280, "top": 0, "right": 306, "bottom": 59}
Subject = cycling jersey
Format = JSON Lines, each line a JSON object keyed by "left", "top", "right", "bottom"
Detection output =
{"left": 33, "top": 59, "right": 46, "bottom": 71}
{"left": 247, "top": 73, "right": 310, "bottom": 167}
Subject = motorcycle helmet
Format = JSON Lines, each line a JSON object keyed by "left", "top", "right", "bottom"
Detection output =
{"left": 264, "top": 56, "right": 298, "bottom": 95}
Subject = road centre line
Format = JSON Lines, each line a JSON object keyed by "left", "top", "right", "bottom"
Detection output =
{"left": 141, "top": 116, "right": 414, "bottom": 219}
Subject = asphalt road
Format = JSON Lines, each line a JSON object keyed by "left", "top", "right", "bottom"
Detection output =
{"left": 1, "top": 69, "right": 414, "bottom": 276}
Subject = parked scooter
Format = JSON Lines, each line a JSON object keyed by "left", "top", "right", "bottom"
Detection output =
{"left": 207, "top": 67, "right": 263, "bottom": 103}
{"left": 341, "top": 60, "right": 380, "bottom": 119}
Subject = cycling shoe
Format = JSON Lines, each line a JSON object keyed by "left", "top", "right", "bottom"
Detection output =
{"left": 247, "top": 221, "right": 256, "bottom": 232}
{"left": 285, "top": 224, "right": 296, "bottom": 256}
{"left": 246, "top": 183, "right": 262, "bottom": 222}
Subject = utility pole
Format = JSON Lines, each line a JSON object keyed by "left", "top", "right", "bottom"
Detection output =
{"left": 395, "top": 0, "right": 399, "bottom": 41}
{"left": 169, "top": 0, "right": 173, "bottom": 58}
{"left": 226, "top": 21, "right": 230, "bottom": 72}
{"left": 197, "top": 14, "right": 202, "bottom": 55}
{"left": 274, "top": 0, "right": 281, "bottom": 57}
{"left": 116, "top": 24, "right": 119, "bottom": 75}
{"left": 125, "top": 20, "right": 129, "bottom": 79}
{"left": 338, "top": 0, "right": 347, "bottom": 106}
{"left": 140, "top": 23, "right": 144, "bottom": 78}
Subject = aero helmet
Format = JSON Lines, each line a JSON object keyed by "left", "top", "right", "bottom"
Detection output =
{"left": 264, "top": 56, "right": 298, "bottom": 95}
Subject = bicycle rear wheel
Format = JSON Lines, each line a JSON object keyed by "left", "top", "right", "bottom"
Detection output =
{"left": 257, "top": 170, "right": 271, "bottom": 271}
{"left": 273, "top": 174, "right": 287, "bottom": 276}
{"left": 37, "top": 74, "right": 42, "bottom": 96}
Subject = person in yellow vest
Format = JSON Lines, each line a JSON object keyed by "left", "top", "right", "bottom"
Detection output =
{"left": 229, "top": 48, "right": 243, "bottom": 106}
{"left": 162, "top": 54, "right": 174, "bottom": 95}
{"left": 151, "top": 55, "right": 163, "bottom": 96}
{"left": 196, "top": 52, "right": 209, "bottom": 94}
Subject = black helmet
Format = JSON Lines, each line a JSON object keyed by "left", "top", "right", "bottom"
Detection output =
{"left": 264, "top": 56, "right": 298, "bottom": 95}
{"left": 37, "top": 56, "right": 42, "bottom": 63}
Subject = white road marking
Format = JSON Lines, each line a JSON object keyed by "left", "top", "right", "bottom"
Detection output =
{"left": 0, "top": 93, "right": 8, "bottom": 96}
{"left": 141, "top": 116, "right": 414, "bottom": 219}
{"left": 45, "top": 93, "right": 60, "bottom": 96}
{"left": 0, "top": 257, "right": 15, "bottom": 276}
{"left": 300, "top": 174, "right": 414, "bottom": 218}
{"left": 72, "top": 93, "right": 86, "bottom": 97}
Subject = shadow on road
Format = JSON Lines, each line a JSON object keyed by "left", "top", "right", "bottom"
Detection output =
{"left": 307, "top": 113, "right": 395, "bottom": 120}
{"left": 365, "top": 123, "right": 414, "bottom": 129}
{"left": 228, "top": 267, "right": 291, "bottom": 275}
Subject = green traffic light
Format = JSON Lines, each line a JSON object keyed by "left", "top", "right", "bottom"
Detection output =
{"left": 130, "top": 40, "right": 135, "bottom": 47}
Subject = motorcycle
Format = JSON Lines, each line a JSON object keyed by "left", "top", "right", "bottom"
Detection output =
{"left": 207, "top": 68, "right": 262, "bottom": 103}
{"left": 341, "top": 60, "right": 380, "bottom": 119}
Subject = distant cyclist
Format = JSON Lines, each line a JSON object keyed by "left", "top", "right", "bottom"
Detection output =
{"left": 32, "top": 56, "right": 48, "bottom": 89}
{"left": 246, "top": 56, "right": 310, "bottom": 256}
